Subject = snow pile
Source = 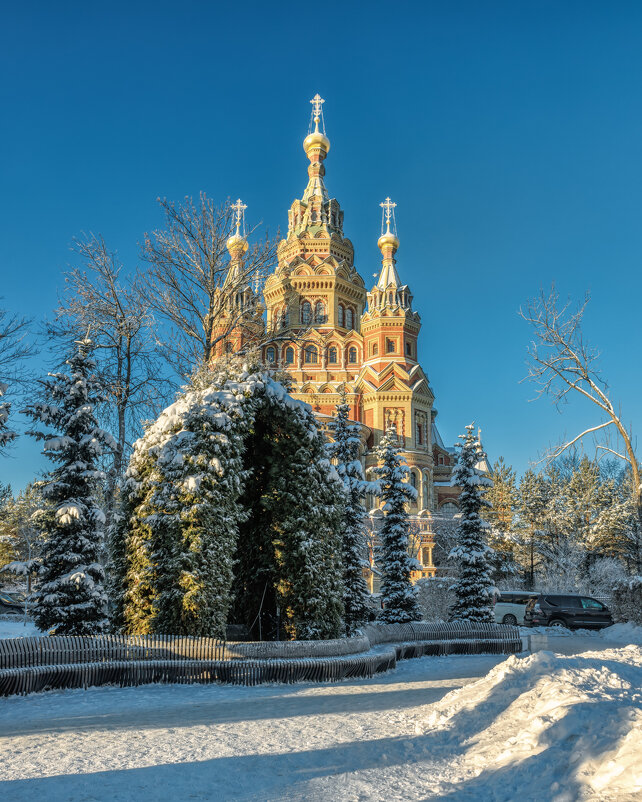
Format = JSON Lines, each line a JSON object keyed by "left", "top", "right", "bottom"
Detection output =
{"left": 420, "top": 646, "right": 642, "bottom": 799}
{"left": 600, "top": 622, "right": 642, "bottom": 645}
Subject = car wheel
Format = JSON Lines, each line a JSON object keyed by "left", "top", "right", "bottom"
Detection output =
{"left": 548, "top": 618, "right": 566, "bottom": 628}
{"left": 502, "top": 614, "right": 518, "bottom": 625}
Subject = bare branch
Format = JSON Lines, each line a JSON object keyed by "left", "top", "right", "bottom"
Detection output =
{"left": 140, "top": 193, "right": 278, "bottom": 377}
{"left": 521, "top": 286, "right": 641, "bottom": 528}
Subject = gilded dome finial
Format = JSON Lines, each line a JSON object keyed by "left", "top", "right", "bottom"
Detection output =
{"left": 378, "top": 197, "right": 400, "bottom": 252}
{"left": 227, "top": 198, "right": 249, "bottom": 256}
{"left": 303, "top": 93, "right": 330, "bottom": 157}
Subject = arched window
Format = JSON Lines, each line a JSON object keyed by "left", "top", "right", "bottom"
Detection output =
{"left": 438, "top": 455, "right": 444, "bottom": 465}
{"left": 348, "top": 347, "right": 357, "bottom": 364}
{"left": 371, "top": 343, "right": 378, "bottom": 356}
{"left": 338, "top": 304, "right": 345, "bottom": 327}
{"left": 440, "top": 501, "right": 459, "bottom": 517}
{"left": 301, "top": 301, "right": 312, "bottom": 325}
{"left": 410, "top": 471, "right": 417, "bottom": 489}
{"left": 406, "top": 342, "right": 412, "bottom": 356}
{"left": 386, "top": 339, "right": 395, "bottom": 354}
{"left": 266, "top": 346, "right": 276, "bottom": 364}
{"left": 314, "top": 300, "right": 326, "bottom": 324}
{"left": 304, "top": 344, "right": 318, "bottom": 364}
{"left": 225, "top": 341, "right": 233, "bottom": 354}
{"left": 328, "top": 346, "right": 338, "bottom": 364}
{"left": 345, "top": 307, "right": 354, "bottom": 330}
{"left": 285, "top": 347, "right": 294, "bottom": 364}
{"left": 280, "top": 307, "right": 289, "bottom": 328}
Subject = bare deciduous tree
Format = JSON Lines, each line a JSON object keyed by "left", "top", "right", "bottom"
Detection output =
{"left": 49, "top": 235, "right": 172, "bottom": 516}
{"left": 521, "top": 287, "right": 641, "bottom": 534}
{"left": 0, "top": 305, "right": 36, "bottom": 451}
{"left": 141, "top": 194, "right": 278, "bottom": 377}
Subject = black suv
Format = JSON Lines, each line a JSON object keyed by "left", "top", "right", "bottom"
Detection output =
{"left": 524, "top": 594, "right": 613, "bottom": 630}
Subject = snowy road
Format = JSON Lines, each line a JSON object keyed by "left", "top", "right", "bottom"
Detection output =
{"left": 2, "top": 645, "right": 642, "bottom": 801}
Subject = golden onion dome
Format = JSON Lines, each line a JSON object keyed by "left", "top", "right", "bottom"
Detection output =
{"left": 377, "top": 230, "right": 400, "bottom": 251}
{"left": 303, "top": 129, "right": 330, "bottom": 156}
{"left": 226, "top": 232, "right": 249, "bottom": 255}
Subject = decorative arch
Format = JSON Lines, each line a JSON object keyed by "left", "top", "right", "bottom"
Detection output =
{"left": 117, "top": 371, "right": 344, "bottom": 641}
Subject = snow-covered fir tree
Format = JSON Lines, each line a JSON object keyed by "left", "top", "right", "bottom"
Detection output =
{"left": 327, "top": 396, "right": 375, "bottom": 635}
{"left": 0, "top": 382, "right": 17, "bottom": 451}
{"left": 449, "top": 424, "right": 495, "bottom": 622}
{"left": 373, "top": 425, "right": 421, "bottom": 624}
{"left": 116, "top": 358, "right": 345, "bottom": 639}
{"left": 22, "top": 339, "right": 114, "bottom": 634}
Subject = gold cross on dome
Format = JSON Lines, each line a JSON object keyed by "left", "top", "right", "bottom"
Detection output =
{"left": 380, "top": 197, "right": 397, "bottom": 232}
{"left": 310, "top": 93, "right": 325, "bottom": 120}
{"left": 231, "top": 198, "right": 247, "bottom": 233}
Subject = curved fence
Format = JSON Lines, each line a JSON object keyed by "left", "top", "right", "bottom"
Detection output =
{"left": 0, "top": 622, "right": 522, "bottom": 696}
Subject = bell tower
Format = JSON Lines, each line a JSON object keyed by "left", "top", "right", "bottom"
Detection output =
{"left": 361, "top": 199, "right": 421, "bottom": 369}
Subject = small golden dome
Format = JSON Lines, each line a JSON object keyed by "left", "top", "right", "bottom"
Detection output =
{"left": 226, "top": 232, "right": 249, "bottom": 255}
{"left": 378, "top": 231, "right": 400, "bottom": 251}
{"left": 303, "top": 129, "right": 330, "bottom": 156}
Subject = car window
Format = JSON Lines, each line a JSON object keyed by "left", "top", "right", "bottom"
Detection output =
{"left": 544, "top": 595, "right": 563, "bottom": 606}
{"left": 581, "top": 598, "right": 604, "bottom": 610}
{"left": 512, "top": 594, "right": 533, "bottom": 605}
{"left": 562, "top": 596, "right": 583, "bottom": 607}
{"left": 498, "top": 594, "right": 513, "bottom": 604}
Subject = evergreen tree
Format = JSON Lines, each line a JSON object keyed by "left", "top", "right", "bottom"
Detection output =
{"left": 373, "top": 425, "right": 421, "bottom": 624}
{"left": 449, "top": 424, "right": 494, "bottom": 622}
{"left": 484, "top": 457, "right": 518, "bottom": 583}
{"left": 327, "top": 397, "right": 374, "bottom": 634}
{"left": 516, "top": 469, "right": 549, "bottom": 587}
{"left": 117, "top": 359, "right": 345, "bottom": 640}
{"left": 22, "top": 339, "right": 114, "bottom": 634}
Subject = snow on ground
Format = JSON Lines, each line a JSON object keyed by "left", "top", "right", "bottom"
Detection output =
{"left": 0, "top": 618, "right": 39, "bottom": 638}
{"left": 2, "top": 647, "right": 642, "bottom": 801}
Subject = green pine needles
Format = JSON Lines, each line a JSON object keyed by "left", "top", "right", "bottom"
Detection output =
{"left": 112, "top": 359, "right": 345, "bottom": 639}
{"left": 373, "top": 425, "right": 421, "bottom": 624}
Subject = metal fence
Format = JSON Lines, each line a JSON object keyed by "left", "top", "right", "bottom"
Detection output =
{"left": 0, "top": 622, "right": 522, "bottom": 696}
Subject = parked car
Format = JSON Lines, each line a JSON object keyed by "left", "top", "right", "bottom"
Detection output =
{"left": 523, "top": 593, "right": 613, "bottom": 629}
{"left": 0, "top": 591, "right": 24, "bottom": 614}
{"left": 494, "top": 591, "right": 539, "bottom": 625}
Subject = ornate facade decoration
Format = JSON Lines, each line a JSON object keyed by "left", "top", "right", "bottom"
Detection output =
{"left": 214, "top": 96, "right": 463, "bottom": 581}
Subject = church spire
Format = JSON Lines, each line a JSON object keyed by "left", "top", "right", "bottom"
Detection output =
{"left": 376, "top": 197, "right": 402, "bottom": 290}
{"left": 368, "top": 198, "right": 413, "bottom": 313}
{"left": 224, "top": 198, "right": 249, "bottom": 288}
{"left": 302, "top": 93, "right": 330, "bottom": 204}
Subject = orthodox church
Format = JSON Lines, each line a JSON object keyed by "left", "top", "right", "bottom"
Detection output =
{"left": 215, "top": 96, "right": 463, "bottom": 580}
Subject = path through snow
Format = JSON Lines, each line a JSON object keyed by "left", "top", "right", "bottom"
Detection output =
{"left": 2, "top": 646, "right": 642, "bottom": 801}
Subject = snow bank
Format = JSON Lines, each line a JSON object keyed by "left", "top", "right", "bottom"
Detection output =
{"left": 600, "top": 622, "right": 642, "bottom": 645}
{"left": 420, "top": 645, "right": 642, "bottom": 798}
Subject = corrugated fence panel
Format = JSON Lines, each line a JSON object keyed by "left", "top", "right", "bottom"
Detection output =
{"left": 0, "top": 623, "right": 521, "bottom": 696}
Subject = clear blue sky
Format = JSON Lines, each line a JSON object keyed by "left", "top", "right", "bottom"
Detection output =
{"left": 1, "top": 0, "right": 641, "bottom": 490}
